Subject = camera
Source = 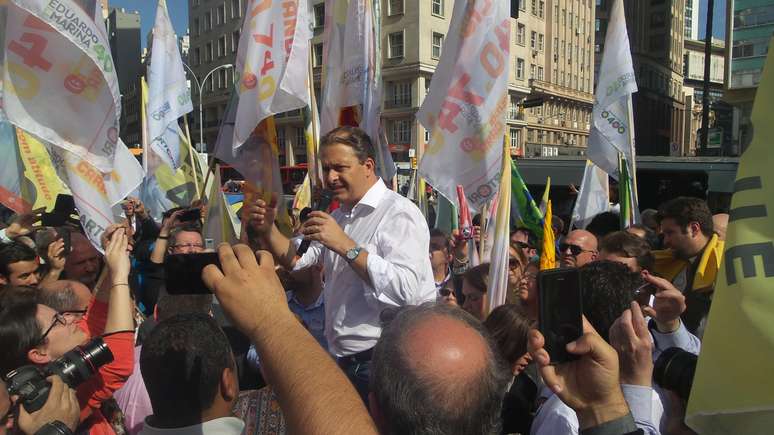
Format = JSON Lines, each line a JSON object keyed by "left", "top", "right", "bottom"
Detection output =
{"left": 653, "top": 347, "right": 697, "bottom": 401}
{"left": 4, "top": 337, "right": 114, "bottom": 413}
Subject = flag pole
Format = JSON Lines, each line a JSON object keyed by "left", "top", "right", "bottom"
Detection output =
{"left": 183, "top": 115, "right": 202, "bottom": 200}
{"left": 626, "top": 95, "right": 640, "bottom": 221}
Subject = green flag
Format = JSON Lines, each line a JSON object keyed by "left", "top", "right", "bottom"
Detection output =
{"left": 511, "top": 160, "right": 543, "bottom": 239}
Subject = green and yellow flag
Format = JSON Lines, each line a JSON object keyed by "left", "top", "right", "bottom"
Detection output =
{"left": 686, "top": 40, "right": 774, "bottom": 434}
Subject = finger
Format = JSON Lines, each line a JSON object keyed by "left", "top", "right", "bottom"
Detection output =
{"left": 255, "top": 250, "right": 276, "bottom": 270}
{"left": 538, "top": 364, "right": 564, "bottom": 394}
{"left": 642, "top": 306, "right": 657, "bottom": 319}
{"left": 300, "top": 225, "right": 321, "bottom": 236}
{"left": 619, "top": 309, "right": 638, "bottom": 341}
{"left": 216, "top": 243, "right": 240, "bottom": 276}
{"left": 307, "top": 211, "right": 330, "bottom": 220}
{"left": 233, "top": 244, "right": 259, "bottom": 269}
{"left": 581, "top": 315, "right": 600, "bottom": 336}
{"left": 642, "top": 270, "right": 674, "bottom": 293}
{"left": 527, "top": 329, "right": 550, "bottom": 366}
{"left": 202, "top": 264, "right": 225, "bottom": 292}
{"left": 46, "top": 375, "right": 65, "bottom": 402}
{"left": 630, "top": 302, "right": 649, "bottom": 337}
{"left": 566, "top": 332, "right": 600, "bottom": 356}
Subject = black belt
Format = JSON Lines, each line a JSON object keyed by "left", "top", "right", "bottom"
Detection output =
{"left": 336, "top": 347, "right": 374, "bottom": 367}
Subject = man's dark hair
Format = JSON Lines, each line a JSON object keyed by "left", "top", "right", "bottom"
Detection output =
{"left": 168, "top": 223, "right": 203, "bottom": 247}
{"left": 0, "top": 242, "right": 37, "bottom": 277}
{"left": 657, "top": 196, "right": 713, "bottom": 237}
{"left": 429, "top": 228, "right": 451, "bottom": 252}
{"left": 155, "top": 293, "right": 213, "bottom": 323}
{"left": 319, "top": 126, "right": 376, "bottom": 163}
{"left": 483, "top": 304, "right": 534, "bottom": 366}
{"left": 371, "top": 303, "right": 510, "bottom": 435}
{"left": 512, "top": 227, "right": 538, "bottom": 248}
{"left": 464, "top": 263, "right": 491, "bottom": 293}
{"left": 586, "top": 212, "right": 621, "bottom": 239}
{"left": 0, "top": 285, "right": 38, "bottom": 307}
{"left": 599, "top": 231, "right": 655, "bottom": 271}
{"left": 140, "top": 313, "right": 233, "bottom": 421}
{"left": 579, "top": 261, "right": 641, "bottom": 342}
{"left": 0, "top": 301, "right": 43, "bottom": 376}
{"left": 627, "top": 224, "right": 660, "bottom": 250}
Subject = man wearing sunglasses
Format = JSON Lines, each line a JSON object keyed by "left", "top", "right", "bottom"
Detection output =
{"left": 559, "top": 229, "right": 599, "bottom": 268}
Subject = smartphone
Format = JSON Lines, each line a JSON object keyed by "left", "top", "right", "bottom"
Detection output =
{"left": 178, "top": 208, "right": 202, "bottom": 223}
{"left": 538, "top": 268, "right": 583, "bottom": 364}
{"left": 164, "top": 252, "right": 220, "bottom": 295}
{"left": 56, "top": 227, "right": 71, "bottom": 256}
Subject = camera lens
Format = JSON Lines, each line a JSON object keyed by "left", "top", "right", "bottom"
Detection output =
{"left": 47, "top": 338, "right": 114, "bottom": 388}
{"left": 653, "top": 347, "right": 697, "bottom": 401}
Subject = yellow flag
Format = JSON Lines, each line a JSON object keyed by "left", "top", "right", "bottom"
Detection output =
{"left": 686, "top": 40, "right": 774, "bottom": 434}
{"left": 539, "top": 201, "right": 555, "bottom": 270}
{"left": 16, "top": 129, "right": 68, "bottom": 211}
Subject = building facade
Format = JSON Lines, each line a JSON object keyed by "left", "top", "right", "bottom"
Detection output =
{"left": 724, "top": 0, "right": 773, "bottom": 154}
{"left": 682, "top": 37, "right": 728, "bottom": 156}
{"left": 685, "top": 0, "right": 700, "bottom": 40}
{"left": 106, "top": 7, "right": 143, "bottom": 146}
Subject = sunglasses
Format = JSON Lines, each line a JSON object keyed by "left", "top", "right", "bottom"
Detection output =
{"left": 559, "top": 243, "right": 594, "bottom": 256}
{"left": 439, "top": 288, "right": 453, "bottom": 297}
{"left": 513, "top": 241, "right": 532, "bottom": 249}
{"left": 38, "top": 312, "right": 67, "bottom": 344}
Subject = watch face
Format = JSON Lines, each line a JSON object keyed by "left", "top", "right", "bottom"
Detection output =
{"left": 347, "top": 247, "right": 359, "bottom": 260}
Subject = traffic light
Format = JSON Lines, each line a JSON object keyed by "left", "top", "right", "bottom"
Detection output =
{"left": 410, "top": 157, "right": 417, "bottom": 169}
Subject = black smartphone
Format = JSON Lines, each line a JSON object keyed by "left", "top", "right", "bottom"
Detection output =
{"left": 538, "top": 268, "right": 583, "bottom": 364}
{"left": 178, "top": 208, "right": 202, "bottom": 223}
{"left": 56, "top": 226, "right": 71, "bottom": 256}
{"left": 164, "top": 252, "right": 220, "bottom": 295}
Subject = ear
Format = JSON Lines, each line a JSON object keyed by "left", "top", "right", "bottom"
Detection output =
{"left": 27, "top": 347, "right": 50, "bottom": 366}
{"left": 220, "top": 366, "right": 238, "bottom": 403}
{"left": 0, "top": 275, "right": 6, "bottom": 285}
{"left": 689, "top": 222, "right": 701, "bottom": 237}
{"left": 364, "top": 157, "right": 376, "bottom": 175}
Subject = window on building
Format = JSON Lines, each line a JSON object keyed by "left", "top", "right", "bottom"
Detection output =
{"left": 193, "top": 0, "right": 200, "bottom": 7}
{"left": 531, "top": 0, "right": 537, "bottom": 15}
{"left": 432, "top": 32, "right": 444, "bottom": 59}
{"left": 390, "top": 119, "right": 411, "bottom": 144}
{"left": 734, "top": 5, "right": 774, "bottom": 28}
{"left": 516, "top": 58, "right": 525, "bottom": 79}
{"left": 538, "top": 66, "right": 544, "bottom": 80}
{"left": 389, "top": 0, "right": 404, "bottom": 15}
{"left": 313, "top": 3, "right": 325, "bottom": 28}
{"left": 276, "top": 126, "right": 286, "bottom": 151}
{"left": 531, "top": 31, "right": 536, "bottom": 49}
{"left": 218, "top": 36, "right": 226, "bottom": 57}
{"left": 312, "top": 43, "right": 324, "bottom": 67}
{"left": 530, "top": 64, "right": 536, "bottom": 79}
{"left": 193, "top": 18, "right": 200, "bottom": 36}
{"left": 232, "top": 30, "right": 240, "bottom": 53}
{"left": 295, "top": 127, "right": 306, "bottom": 148}
{"left": 389, "top": 32, "right": 404, "bottom": 58}
{"left": 510, "top": 128, "right": 520, "bottom": 150}
{"left": 519, "top": 0, "right": 526, "bottom": 11}
{"left": 216, "top": 4, "right": 225, "bottom": 25}
{"left": 231, "top": 0, "right": 242, "bottom": 19}
{"left": 509, "top": 96, "right": 519, "bottom": 119}
{"left": 387, "top": 81, "right": 412, "bottom": 107}
{"left": 538, "top": 34, "right": 544, "bottom": 51}
{"left": 193, "top": 47, "right": 201, "bottom": 65}
{"left": 204, "top": 11, "right": 212, "bottom": 31}
{"left": 432, "top": 0, "right": 444, "bottom": 16}
{"left": 517, "top": 24, "right": 525, "bottom": 45}
{"left": 218, "top": 68, "right": 227, "bottom": 89}
{"left": 206, "top": 42, "right": 213, "bottom": 62}
{"left": 538, "top": 0, "right": 545, "bottom": 18}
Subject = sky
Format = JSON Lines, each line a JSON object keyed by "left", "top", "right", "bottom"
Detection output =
{"left": 109, "top": 0, "right": 189, "bottom": 49}
{"left": 698, "top": 0, "right": 726, "bottom": 40}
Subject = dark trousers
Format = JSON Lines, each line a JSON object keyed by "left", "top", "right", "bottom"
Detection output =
{"left": 337, "top": 349, "right": 373, "bottom": 406}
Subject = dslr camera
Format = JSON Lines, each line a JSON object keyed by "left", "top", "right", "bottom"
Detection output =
{"left": 653, "top": 347, "right": 697, "bottom": 401}
{"left": 4, "top": 338, "right": 114, "bottom": 412}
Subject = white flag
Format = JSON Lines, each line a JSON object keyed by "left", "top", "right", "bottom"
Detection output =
{"left": 417, "top": 0, "right": 511, "bottom": 212}
{"left": 147, "top": 0, "right": 192, "bottom": 169}
{"left": 587, "top": 0, "right": 637, "bottom": 177}
{"left": 232, "top": 0, "right": 311, "bottom": 150}
{"left": 47, "top": 141, "right": 144, "bottom": 252}
{"left": 570, "top": 160, "right": 610, "bottom": 230}
{"left": 3, "top": 0, "right": 122, "bottom": 171}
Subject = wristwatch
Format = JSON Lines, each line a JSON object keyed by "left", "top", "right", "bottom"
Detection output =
{"left": 345, "top": 246, "right": 363, "bottom": 262}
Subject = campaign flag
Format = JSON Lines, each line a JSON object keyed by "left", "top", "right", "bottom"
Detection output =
{"left": 619, "top": 154, "right": 637, "bottom": 228}
{"left": 417, "top": 0, "right": 510, "bottom": 212}
{"left": 0, "top": 119, "right": 30, "bottom": 213}
{"left": 146, "top": 0, "right": 192, "bottom": 169}
{"left": 570, "top": 160, "right": 610, "bottom": 230}
{"left": 232, "top": 0, "right": 311, "bottom": 150}
{"left": 16, "top": 127, "right": 68, "bottom": 211}
{"left": 203, "top": 164, "right": 239, "bottom": 246}
{"left": 3, "top": 0, "right": 122, "bottom": 171}
{"left": 685, "top": 40, "right": 774, "bottom": 435}
{"left": 47, "top": 140, "right": 143, "bottom": 251}
{"left": 539, "top": 200, "right": 556, "bottom": 270}
{"left": 511, "top": 160, "right": 543, "bottom": 239}
{"left": 539, "top": 176, "right": 551, "bottom": 216}
{"left": 486, "top": 145, "right": 512, "bottom": 313}
{"left": 586, "top": 0, "right": 637, "bottom": 178}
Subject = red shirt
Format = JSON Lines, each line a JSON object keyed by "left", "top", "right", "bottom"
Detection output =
{"left": 75, "top": 299, "right": 135, "bottom": 435}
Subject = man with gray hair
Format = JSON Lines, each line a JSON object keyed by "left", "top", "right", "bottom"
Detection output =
{"left": 38, "top": 280, "right": 92, "bottom": 322}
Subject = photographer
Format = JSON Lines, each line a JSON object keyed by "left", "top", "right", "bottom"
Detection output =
{"left": 0, "top": 229, "right": 135, "bottom": 434}
{"left": 1, "top": 376, "right": 80, "bottom": 435}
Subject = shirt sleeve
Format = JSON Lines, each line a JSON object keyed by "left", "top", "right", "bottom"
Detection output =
{"left": 364, "top": 207, "right": 434, "bottom": 307}
{"left": 621, "top": 385, "right": 661, "bottom": 435}
{"left": 78, "top": 298, "right": 109, "bottom": 338}
{"left": 650, "top": 320, "right": 701, "bottom": 361}
{"left": 292, "top": 241, "right": 323, "bottom": 271}
{"left": 76, "top": 331, "right": 135, "bottom": 423}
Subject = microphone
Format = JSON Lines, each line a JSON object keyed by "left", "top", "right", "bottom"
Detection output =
{"left": 297, "top": 190, "right": 334, "bottom": 255}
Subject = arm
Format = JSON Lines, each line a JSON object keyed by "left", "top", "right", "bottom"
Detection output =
{"left": 150, "top": 210, "right": 183, "bottom": 264}
{"left": 640, "top": 271, "right": 701, "bottom": 359}
{"left": 203, "top": 245, "right": 378, "bottom": 435}
{"left": 102, "top": 228, "right": 134, "bottom": 334}
{"left": 243, "top": 197, "right": 298, "bottom": 270}
{"left": 40, "top": 239, "right": 66, "bottom": 286}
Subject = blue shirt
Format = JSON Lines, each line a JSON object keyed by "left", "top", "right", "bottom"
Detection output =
{"left": 286, "top": 290, "right": 327, "bottom": 351}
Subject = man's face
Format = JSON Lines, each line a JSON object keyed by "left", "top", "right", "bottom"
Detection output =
{"left": 321, "top": 143, "right": 374, "bottom": 207}
{"left": 559, "top": 230, "right": 598, "bottom": 268}
{"left": 169, "top": 231, "right": 204, "bottom": 254}
{"left": 461, "top": 280, "right": 486, "bottom": 321}
{"left": 64, "top": 242, "right": 101, "bottom": 289}
{"left": 1, "top": 260, "right": 40, "bottom": 286}
{"left": 599, "top": 250, "right": 640, "bottom": 272}
{"left": 660, "top": 218, "right": 695, "bottom": 258}
{"left": 122, "top": 201, "right": 135, "bottom": 218}
{"left": 507, "top": 246, "right": 523, "bottom": 289}
{"left": 33, "top": 304, "right": 87, "bottom": 363}
{"left": 510, "top": 231, "right": 536, "bottom": 259}
{"left": 429, "top": 235, "right": 451, "bottom": 271}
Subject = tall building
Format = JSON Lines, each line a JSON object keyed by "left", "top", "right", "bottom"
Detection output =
{"left": 596, "top": 0, "right": 688, "bottom": 156}
{"left": 685, "top": 0, "right": 700, "bottom": 40}
{"left": 188, "top": 0, "right": 595, "bottom": 166}
{"left": 683, "top": 37, "right": 728, "bottom": 155}
{"left": 724, "top": 0, "right": 773, "bottom": 154}
{"left": 106, "top": 7, "right": 143, "bottom": 146}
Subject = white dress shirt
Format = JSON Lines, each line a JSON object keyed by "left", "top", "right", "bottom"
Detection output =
{"left": 294, "top": 180, "right": 436, "bottom": 356}
{"left": 139, "top": 416, "right": 244, "bottom": 435}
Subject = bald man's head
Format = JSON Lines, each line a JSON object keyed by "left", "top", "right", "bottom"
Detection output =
{"left": 371, "top": 303, "right": 509, "bottom": 435}
{"left": 560, "top": 229, "right": 599, "bottom": 268}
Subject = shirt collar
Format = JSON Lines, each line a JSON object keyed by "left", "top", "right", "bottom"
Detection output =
{"left": 286, "top": 290, "right": 324, "bottom": 310}
{"left": 345, "top": 179, "right": 387, "bottom": 214}
{"left": 141, "top": 417, "right": 245, "bottom": 435}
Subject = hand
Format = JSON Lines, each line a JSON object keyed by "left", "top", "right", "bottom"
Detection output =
{"left": 569, "top": 184, "right": 580, "bottom": 196}
{"left": 203, "top": 244, "right": 291, "bottom": 337}
{"left": 17, "top": 375, "right": 80, "bottom": 434}
{"left": 160, "top": 209, "right": 184, "bottom": 235}
{"left": 300, "top": 211, "right": 354, "bottom": 256}
{"left": 641, "top": 270, "right": 686, "bottom": 333}
{"left": 528, "top": 317, "right": 629, "bottom": 429}
{"left": 243, "top": 195, "right": 278, "bottom": 237}
{"left": 609, "top": 302, "right": 654, "bottom": 386}
{"left": 46, "top": 238, "right": 66, "bottom": 271}
{"left": 5, "top": 210, "right": 43, "bottom": 238}
{"left": 105, "top": 228, "right": 130, "bottom": 284}
{"left": 101, "top": 222, "right": 131, "bottom": 250}
{"left": 132, "top": 198, "right": 148, "bottom": 219}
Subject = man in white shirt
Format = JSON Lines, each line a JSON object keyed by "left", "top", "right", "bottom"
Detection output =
{"left": 244, "top": 126, "right": 435, "bottom": 401}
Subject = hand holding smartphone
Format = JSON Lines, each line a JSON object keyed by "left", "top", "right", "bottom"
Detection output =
{"left": 165, "top": 252, "right": 221, "bottom": 295}
{"left": 538, "top": 268, "right": 584, "bottom": 364}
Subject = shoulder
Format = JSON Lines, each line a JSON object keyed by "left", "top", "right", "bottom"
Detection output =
{"left": 532, "top": 394, "right": 579, "bottom": 435}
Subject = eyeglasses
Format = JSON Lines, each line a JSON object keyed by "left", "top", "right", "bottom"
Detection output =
{"left": 60, "top": 309, "right": 87, "bottom": 322}
{"left": 39, "top": 312, "right": 67, "bottom": 344}
{"left": 559, "top": 243, "right": 595, "bottom": 256}
{"left": 513, "top": 241, "right": 532, "bottom": 250}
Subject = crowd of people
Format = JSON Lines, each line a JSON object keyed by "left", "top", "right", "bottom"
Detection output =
{"left": 0, "top": 126, "right": 724, "bottom": 435}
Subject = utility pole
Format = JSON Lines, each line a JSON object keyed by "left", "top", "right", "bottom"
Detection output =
{"left": 699, "top": 0, "right": 715, "bottom": 155}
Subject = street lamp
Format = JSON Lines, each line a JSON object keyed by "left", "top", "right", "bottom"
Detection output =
{"left": 182, "top": 62, "right": 234, "bottom": 152}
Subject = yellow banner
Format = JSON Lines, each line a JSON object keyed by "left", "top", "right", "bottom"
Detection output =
{"left": 16, "top": 129, "right": 68, "bottom": 211}
{"left": 686, "top": 41, "right": 774, "bottom": 434}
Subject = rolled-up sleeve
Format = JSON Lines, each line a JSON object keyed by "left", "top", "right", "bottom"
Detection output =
{"left": 650, "top": 320, "right": 701, "bottom": 361}
{"left": 365, "top": 209, "right": 435, "bottom": 307}
{"left": 293, "top": 242, "right": 323, "bottom": 271}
